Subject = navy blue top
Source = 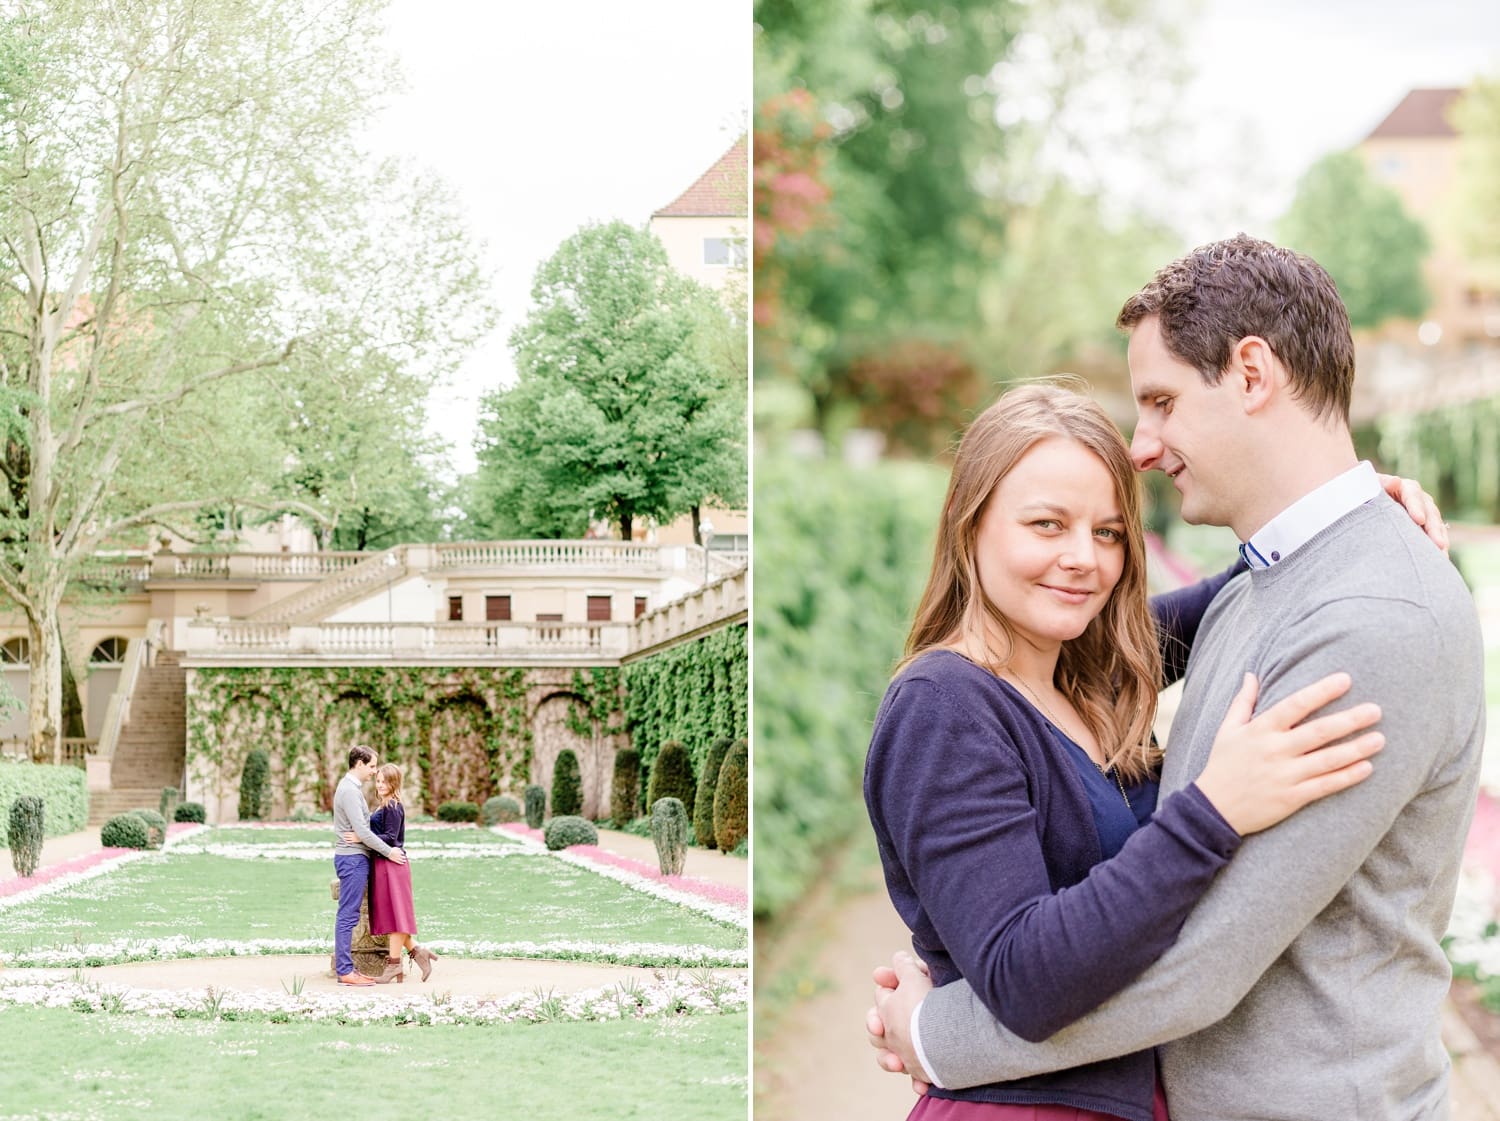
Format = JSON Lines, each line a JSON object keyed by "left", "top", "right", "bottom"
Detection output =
{"left": 1051, "top": 727, "right": 1157, "bottom": 860}
{"left": 369, "top": 801, "right": 406, "bottom": 851}
{"left": 864, "top": 565, "right": 1242, "bottom": 1121}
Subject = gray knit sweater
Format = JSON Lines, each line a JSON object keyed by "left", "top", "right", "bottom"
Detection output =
{"left": 918, "top": 499, "right": 1483, "bottom": 1121}
{"left": 332, "top": 773, "right": 396, "bottom": 859}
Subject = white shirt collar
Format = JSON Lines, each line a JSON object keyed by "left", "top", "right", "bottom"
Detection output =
{"left": 1239, "top": 461, "right": 1381, "bottom": 570}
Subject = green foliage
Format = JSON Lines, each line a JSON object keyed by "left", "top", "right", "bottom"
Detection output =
{"left": 0, "top": 762, "right": 87, "bottom": 846}
{"left": 1276, "top": 150, "right": 1430, "bottom": 330}
{"left": 1452, "top": 75, "right": 1500, "bottom": 286}
{"left": 620, "top": 815, "right": 653, "bottom": 838}
{"left": 159, "top": 787, "right": 180, "bottom": 823}
{"left": 610, "top": 748, "right": 641, "bottom": 829}
{"left": 650, "top": 797, "right": 689, "bottom": 876}
{"left": 693, "top": 739, "right": 733, "bottom": 850}
{"left": 623, "top": 625, "right": 747, "bottom": 778}
{"left": 467, "top": 220, "right": 745, "bottom": 540}
{"left": 543, "top": 815, "right": 599, "bottom": 851}
{"left": 646, "top": 742, "right": 696, "bottom": 820}
{"left": 238, "top": 750, "right": 270, "bottom": 822}
{"left": 551, "top": 749, "right": 583, "bottom": 819}
{"left": 436, "top": 801, "right": 480, "bottom": 823}
{"left": 129, "top": 809, "right": 167, "bottom": 850}
{"left": 174, "top": 802, "right": 207, "bottom": 824}
{"left": 481, "top": 796, "right": 523, "bottom": 826}
{"left": 100, "top": 814, "right": 150, "bottom": 850}
{"left": 1368, "top": 397, "right": 1500, "bottom": 521}
{"left": 524, "top": 784, "right": 546, "bottom": 830}
{"left": 712, "top": 739, "right": 749, "bottom": 855}
{"left": 7, "top": 796, "right": 44, "bottom": 877}
{"left": 754, "top": 453, "right": 947, "bottom": 918}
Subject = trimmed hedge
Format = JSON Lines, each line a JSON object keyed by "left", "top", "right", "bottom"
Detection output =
{"left": 0, "top": 761, "right": 88, "bottom": 846}
{"left": 100, "top": 813, "right": 150, "bottom": 849}
{"left": 174, "top": 801, "right": 206, "bottom": 823}
{"left": 523, "top": 784, "right": 545, "bottom": 830}
{"left": 159, "top": 786, "right": 180, "bottom": 822}
{"left": 436, "top": 800, "right": 480, "bottom": 823}
{"left": 551, "top": 749, "right": 582, "bottom": 818}
{"left": 544, "top": 815, "right": 598, "bottom": 851}
{"left": 238, "top": 749, "right": 270, "bottom": 821}
{"left": 610, "top": 748, "right": 640, "bottom": 829}
{"left": 622, "top": 625, "right": 747, "bottom": 781}
{"left": 693, "top": 738, "right": 732, "bottom": 850}
{"left": 7, "top": 796, "right": 44, "bottom": 877}
{"left": 481, "top": 795, "right": 523, "bottom": 826}
{"left": 646, "top": 741, "right": 695, "bottom": 820}
{"left": 713, "top": 738, "right": 748, "bottom": 854}
{"left": 651, "top": 796, "right": 688, "bottom": 876}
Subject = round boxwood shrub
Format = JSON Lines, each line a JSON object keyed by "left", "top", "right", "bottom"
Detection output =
{"left": 238, "top": 749, "right": 270, "bottom": 821}
{"left": 100, "top": 813, "right": 150, "bottom": 849}
{"left": 436, "top": 800, "right": 480, "bottom": 823}
{"left": 610, "top": 748, "right": 640, "bottom": 829}
{"left": 129, "top": 808, "right": 168, "bottom": 849}
{"left": 713, "top": 738, "right": 748, "bottom": 853}
{"left": 646, "top": 740, "right": 695, "bottom": 819}
{"left": 524, "top": 784, "right": 546, "bottom": 830}
{"left": 7, "top": 796, "right": 44, "bottom": 878}
{"left": 174, "top": 801, "right": 206, "bottom": 824}
{"left": 693, "top": 738, "right": 733, "bottom": 850}
{"left": 551, "top": 749, "right": 582, "bottom": 818}
{"left": 543, "top": 815, "right": 598, "bottom": 851}
{"left": 481, "top": 795, "right": 523, "bottom": 826}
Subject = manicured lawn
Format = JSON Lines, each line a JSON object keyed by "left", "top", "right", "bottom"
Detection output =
{"left": 0, "top": 1004, "right": 748, "bottom": 1120}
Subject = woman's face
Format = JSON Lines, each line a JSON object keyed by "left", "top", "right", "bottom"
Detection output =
{"left": 972, "top": 436, "right": 1128, "bottom": 657}
{"left": 376, "top": 775, "right": 391, "bottom": 799}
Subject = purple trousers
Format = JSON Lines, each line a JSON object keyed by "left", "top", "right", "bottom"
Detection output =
{"left": 333, "top": 853, "right": 370, "bottom": 976}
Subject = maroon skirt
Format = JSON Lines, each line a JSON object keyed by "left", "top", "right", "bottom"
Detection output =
{"left": 907, "top": 1082, "right": 1169, "bottom": 1121}
{"left": 368, "top": 856, "right": 417, "bottom": 936}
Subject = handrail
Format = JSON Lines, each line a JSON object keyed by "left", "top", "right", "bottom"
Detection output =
{"left": 246, "top": 546, "right": 407, "bottom": 624}
{"left": 95, "top": 619, "right": 163, "bottom": 762}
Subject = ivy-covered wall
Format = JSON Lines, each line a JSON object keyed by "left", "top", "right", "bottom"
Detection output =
{"left": 622, "top": 623, "right": 748, "bottom": 780}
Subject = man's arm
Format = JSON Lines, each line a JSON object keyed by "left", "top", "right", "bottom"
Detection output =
{"left": 335, "top": 783, "right": 398, "bottom": 859}
{"left": 910, "top": 598, "right": 1477, "bottom": 1087}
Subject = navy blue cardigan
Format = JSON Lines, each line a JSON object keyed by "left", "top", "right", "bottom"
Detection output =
{"left": 864, "top": 568, "right": 1242, "bottom": 1121}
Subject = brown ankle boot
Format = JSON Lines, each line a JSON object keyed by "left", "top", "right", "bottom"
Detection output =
{"left": 375, "top": 956, "right": 404, "bottom": 984}
{"left": 410, "top": 944, "right": 437, "bottom": 982}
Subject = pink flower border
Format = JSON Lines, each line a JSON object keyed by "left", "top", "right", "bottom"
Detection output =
{"left": 498, "top": 824, "right": 747, "bottom": 909}
{"left": 1, "top": 822, "right": 201, "bottom": 899}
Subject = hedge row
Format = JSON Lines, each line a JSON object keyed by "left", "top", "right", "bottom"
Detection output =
{"left": 0, "top": 761, "right": 89, "bottom": 847}
{"left": 753, "top": 453, "right": 945, "bottom": 919}
{"left": 623, "top": 624, "right": 747, "bottom": 780}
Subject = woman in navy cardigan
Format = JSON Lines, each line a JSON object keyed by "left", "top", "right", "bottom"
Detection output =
{"left": 864, "top": 385, "right": 1389, "bottom": 1121}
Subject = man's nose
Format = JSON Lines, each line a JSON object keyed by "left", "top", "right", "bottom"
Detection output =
{"left": 1130, "top": 425, "right": 1161, "bottom": 473}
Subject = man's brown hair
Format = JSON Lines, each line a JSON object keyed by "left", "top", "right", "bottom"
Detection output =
{"left": 1116, "top": 233, "right": 1355, "bottom": 424}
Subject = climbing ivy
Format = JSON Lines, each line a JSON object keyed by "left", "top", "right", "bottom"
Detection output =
{"left": 622, "top": 624, "right": 748, "bottom": 778}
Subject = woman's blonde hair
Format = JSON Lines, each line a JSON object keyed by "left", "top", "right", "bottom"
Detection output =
{"left": 901, "top": 382, "right": 1163, "bottom": 782}
{"left": 375, "top": 763, "right": 404, "bottom": 805}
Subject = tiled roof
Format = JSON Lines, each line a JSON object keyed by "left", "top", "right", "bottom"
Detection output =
{"left": 1365, "top": 88, "right": 1462, "bottom": 140}
{"left": 652, "top": 135, "right": 747, "bottom": 218}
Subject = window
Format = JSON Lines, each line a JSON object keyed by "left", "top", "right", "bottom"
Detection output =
{"left": 485, "top": 595, "right": 512, "bottom": 621}
{"left": 703, "top": 237, "right": 747, "bottom": 267}
{"left": 634, "top": 595, "right": 648, "bottom": 619}
{"left": 0, "top": 637, "right": 29, "bottom": 665}
{"left": 535, "top": 613, "right": 563, "bottom": 623}
{"left": 448, "top": 596, "right": 463, "bottom": 621}
{"left": 587, "top": 595, "right": 612, "bottom": 622}
{"left": 89, "top": 637, "right": 129, "bottom": 665}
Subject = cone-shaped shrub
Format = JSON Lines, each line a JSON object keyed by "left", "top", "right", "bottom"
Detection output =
{"left": 100, "top": 813, "right": 150, "bottom": 849}
{"left": 238, "top": 749, "right": 270, "bottom": 821}
{"left": 651, "top": 796, "right": 688, "bottom": 876}
{"left": 693, "top": 738, "right": 732, "bottom": 850}
{"left": 174, "top": 802, "right": 206, "bottom": 824}
{"left": 524, "top": 784, "right": 546, "bottom": 829}
{"left": 551, "top": 749, "right": 583, "bottom": 818}
{"left": 481, "top": 795, "right": 523, "bottom": 825}
{"left": 646, "top": 741, "right": 695, "bottom": 819}
{"left": 713, "top": 738, "right": 748, "bottom": 854}
{"left": 544, "top": 815, "right": 598, "bottom": 850}
{"left": 610, "top": 748, "right": 640, "bottom": 828}
{"left": 7, "top": 796, "right": 44, "bottom": 878}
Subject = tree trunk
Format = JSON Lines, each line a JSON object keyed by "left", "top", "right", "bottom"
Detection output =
{"left": 620, "top": 512, "right": 633, "bottom": 542}
{"left": 26, "top": 610, "right": 62, "bottom": 765}
{"left": 691, "top": 505, "right": 702, "bottom": 547}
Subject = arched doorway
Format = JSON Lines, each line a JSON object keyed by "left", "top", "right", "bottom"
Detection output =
{"left": 86, "top": 636, "right": 129, "bottom": 741}
{"left": 531, "top": 693, "right": 601, "bottom": 819}
{"left": 426, "top": 696, "right": 493, "bottom": 812}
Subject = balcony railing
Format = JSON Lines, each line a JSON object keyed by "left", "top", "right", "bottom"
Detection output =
{"left": 0, "top": 737, "right": 97, "bottom": 769}
{"left": 436, "top": 540, "right": 667, "bottom": 571}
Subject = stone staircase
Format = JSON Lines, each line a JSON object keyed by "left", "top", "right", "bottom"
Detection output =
{"left": 88, "top": 650, "right": 187, "bottom": 826}
{"left": 247, "top": 545, "right": 408, "bottom": 624}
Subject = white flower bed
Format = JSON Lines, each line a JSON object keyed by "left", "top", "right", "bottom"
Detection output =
{"left": 0, "top": 936, "right": 748, "bottom": 970}
{"left": 0, "top": 970, "right": 748, "bottom": 1026}
{"left": 1445, "top": 865, "right": 1500, "bottom": 976}
{"left": 166, "top": 843, "right": 537, "bottom": 860}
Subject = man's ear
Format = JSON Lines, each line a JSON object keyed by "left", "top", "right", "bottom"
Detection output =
{"left": 1230, "top": 335, "right": 1279, "bottom": 415}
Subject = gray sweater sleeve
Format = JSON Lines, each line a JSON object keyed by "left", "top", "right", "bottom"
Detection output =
{"left": 918, "top": 595, "right": 1480, "bottom": 1087}
{"left": 335, "top": 780, "right": 395, "bottom": 859}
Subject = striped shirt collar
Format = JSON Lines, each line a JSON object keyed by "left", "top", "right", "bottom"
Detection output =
{"left": 1238, "top": 461, "right": 1381, "bottom": 570}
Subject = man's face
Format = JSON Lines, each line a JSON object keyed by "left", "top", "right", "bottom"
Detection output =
{"left": 1127, "top": 316, "right": 1243, "bottom": 528}
{"left": 354, "top": 758, "right": 377, "bottom": 781}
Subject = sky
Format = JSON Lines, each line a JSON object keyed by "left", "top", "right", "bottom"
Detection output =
{"left": 366, "top": 1, "right": 749, "bottom": 475}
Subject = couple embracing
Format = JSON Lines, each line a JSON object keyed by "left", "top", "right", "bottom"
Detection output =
{"left": 863, "top": 235, "right": 1482, "bottom": 1121}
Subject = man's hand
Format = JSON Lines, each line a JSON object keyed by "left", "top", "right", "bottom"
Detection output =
{"left": 1378, "top": 473, "right": 1450, "bottom": 554}
{"left": 342, "top": 831, "right": 358, "bottom": 845}
{"left": 389, "top": 847, "right": 408, "bottom": 865}
{"left": 867, "top": 951, "right": 935, "bottom": 1093}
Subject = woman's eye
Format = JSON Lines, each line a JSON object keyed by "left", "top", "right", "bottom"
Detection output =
{"left": 1033, "top": 519, "right": 1059, "bottom": 531}
{"left": 1095, "top": 528, "right": 1122, "bottom": 542}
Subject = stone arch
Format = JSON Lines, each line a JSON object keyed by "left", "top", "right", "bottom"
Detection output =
{"left": 212, "top": 692, "right": 283, "bottom": 822}
{"left": 318, "top": 692, "right": 386, "bottom": 813}
{"left": 425, "top": 693, "right": 494, "bottom": 813}
{"left": 531, "top": 691, "right": 606, "bottom": 820}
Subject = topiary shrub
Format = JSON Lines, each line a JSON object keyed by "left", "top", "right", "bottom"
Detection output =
{"left": 238, "top": 749, "right": 270, "bottom": 821}
{"left": 481, "top": 795, "right": 523, "bottom": 826}
{"left": 436, "top": 800, "right": 480, "bottom": 823}
{"left": 551, "top": 749, "right": 582, "bottom": 818}
{"left": 100, "top": 813, "right": 150, "bottom": 849}
{"left": 0, "top": 762, "right": 88, "bottom": 844}
{"left": 713, "top": 738, "right": 748, "bottom": 854}
{"left": 693, "top": 738, "right": 733, "bottom": 849}
{"left": 646, "top": 741, "right": 695, "bottom": 819}
{"left": 7, "top": 796, "right": 44, "bottom": 878}
{"left": 651, "top": 796, "right": 689, "bottom": 876}
{"left": 129, "top": 808, "right": 167, "bottom": 849}
{"left": 158, "top": 786, "right": 180, "bottom": 823}
{"left": 524, "top": 784, "right": 546, "bottom": 830}
{"left": 610, "top": 748, "right": 640, "bottom": 829}
{"left": 544, "top": 815, "right": 598, "bottom": 851}
{"left": 174, "top": 801, "right": 206, "bottom": 824}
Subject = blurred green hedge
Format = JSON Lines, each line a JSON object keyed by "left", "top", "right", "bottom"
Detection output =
{"left": 753, "top": 452, "right": 946, "bottom": 918}
{"left": 0, "top": 760, "right": 88, "bottom": 846}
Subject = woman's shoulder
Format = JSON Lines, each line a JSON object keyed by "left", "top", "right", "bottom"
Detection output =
{"left": 879, "top": 648, "right": 1027, "bottom": 729}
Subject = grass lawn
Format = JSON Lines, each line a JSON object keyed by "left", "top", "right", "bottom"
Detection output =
{"left": 202, "top": 825, "right": 524, "bottom": 847}
{"left": 0, "top": 1005, "right": 748, "bottom": 1120}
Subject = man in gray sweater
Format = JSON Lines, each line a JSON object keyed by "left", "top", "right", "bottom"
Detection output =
{"left": 333, "top": 744, "right": 405, "bottom": 987}
{"left": 870, "top": 235, "right": 1484, "bottom": 1119}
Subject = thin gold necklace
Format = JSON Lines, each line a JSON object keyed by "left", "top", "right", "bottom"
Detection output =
{"left": 1008, "top": 674, "right": 1132, "bottom": 811}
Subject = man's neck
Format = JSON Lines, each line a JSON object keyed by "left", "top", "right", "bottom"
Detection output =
{"left": 1230, "top": 434, "right": 1357, "bottom": 543}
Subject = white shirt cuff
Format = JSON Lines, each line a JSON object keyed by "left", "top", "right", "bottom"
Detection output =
{"left": 909, "top": 997, "right": 948, "bottom": 1090}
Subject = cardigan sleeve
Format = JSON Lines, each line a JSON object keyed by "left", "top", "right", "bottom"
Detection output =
{"left": 865, "top": 675, "right": 1241, "bottom": 1042}
{"left": 1151, "top": 559, "right": 1246, "bottom": 688}
{"left": 368, "top": 804, "right": 402, "bottom": 848}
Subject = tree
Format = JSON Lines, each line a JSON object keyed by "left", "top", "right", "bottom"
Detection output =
{"left": 1276, "top": 150, "right": 1431, "bottom": 330}
{"left": 1452, "top": 75, "right": 1500, "bottom": 287}
{"left": 0, "top": 1, "right": 491, "bottom": 761}
{"left": 468, "top": 221, "right": 745, "bottom": 541}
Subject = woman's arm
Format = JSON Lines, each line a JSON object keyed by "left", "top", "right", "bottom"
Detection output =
{"left": 1151, "top": 560, "right": 1246, "bottom": 688}
{"left": 369, "top": 804, "right": 402, "bottom": 848}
